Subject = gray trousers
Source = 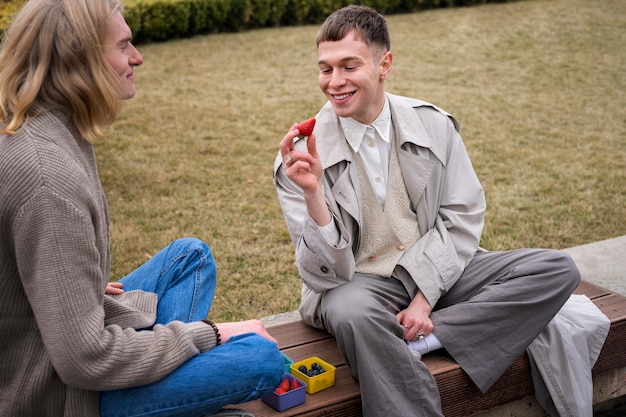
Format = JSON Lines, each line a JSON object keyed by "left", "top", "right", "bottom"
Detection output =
{"left": 320, "top": 249, "right": 581, "bottom": 417}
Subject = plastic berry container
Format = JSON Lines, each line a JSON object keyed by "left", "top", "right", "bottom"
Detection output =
{"left": 261, "top": 373, "right": 306, "bottom": 411}
{"left": 281, "top": 351, "right": 294, "bottom": 373}
{"left": 289, "top": 356, "right": 336, "bottom": 394}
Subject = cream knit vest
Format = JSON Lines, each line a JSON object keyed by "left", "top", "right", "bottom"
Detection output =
{"left": 353, "top": 137, "right": 420, "bottom": 277}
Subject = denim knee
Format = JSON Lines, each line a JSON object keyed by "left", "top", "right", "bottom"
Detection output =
{"left": 166, "top": 237, "right": 216, "bottom": 279}
{"left": 227, "top": 333, "right": 284, "bottom": 383}
{"left": 252, "top": 338, "right": 284, "bottom": 380}
{"left": 170, "top": 237, "right": 212, "bottom": 257}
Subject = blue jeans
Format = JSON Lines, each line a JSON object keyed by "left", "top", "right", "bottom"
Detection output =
{"left": 99, "top": 238, "right": 284, "bottom": 417}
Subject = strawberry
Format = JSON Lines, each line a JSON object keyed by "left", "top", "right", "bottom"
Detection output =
{"left": 290, "top": 378, "right": 301, "bottom": 390}
{"left": 297, "top": 117, "right": 316, "bottom": 138}
{"left": 274, "top": 387, "right": 287, "bottom": 395}
{"left": 278, "top": 377, "right": 290, "bottom": 391}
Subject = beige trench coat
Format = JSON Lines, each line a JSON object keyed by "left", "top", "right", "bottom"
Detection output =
{"left": 273, "top": 93, "right": 486, "bottom": 329}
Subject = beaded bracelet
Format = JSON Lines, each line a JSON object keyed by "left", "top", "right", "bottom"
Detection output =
{"left": 202, "top": 319, "right": 221, "bottom": 345}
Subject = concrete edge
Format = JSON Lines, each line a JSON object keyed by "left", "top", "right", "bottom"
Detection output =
{"left": 260, "top": 309, "right": 301, "bottom": 328}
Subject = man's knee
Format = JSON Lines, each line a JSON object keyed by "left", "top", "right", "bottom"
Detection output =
{"left": 555, "top": 251, "right": 581, "bottom": 291}
{"left": 229, "top": 334, "right": 284, "bottom": 380}
{"left": 322, "top": 291, "right": 379, "bottom": 334}
{"left": 170, "top": 237, "right": 211, "bottom": 254}
{"left": 538, "top": 249, "right": 581, "bottom": 295}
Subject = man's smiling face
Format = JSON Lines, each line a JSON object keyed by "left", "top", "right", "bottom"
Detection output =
{"left": 317, "top": 30, "right": 391, "bottom": 125}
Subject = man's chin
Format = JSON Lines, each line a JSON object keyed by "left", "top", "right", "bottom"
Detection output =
{"left": 123, "top": 90, "right": 137, "bottom": 100}
{"left": 330, "top": 103, "right": 354, "bottom": 119}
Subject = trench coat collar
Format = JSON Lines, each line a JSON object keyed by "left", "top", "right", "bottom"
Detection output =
{"left": 314, "top": 92, "right": 454, "bottom": 169}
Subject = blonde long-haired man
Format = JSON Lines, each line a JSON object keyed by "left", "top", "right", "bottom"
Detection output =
{"left": 0, "top": 1, "right": 282, "bottom": 416}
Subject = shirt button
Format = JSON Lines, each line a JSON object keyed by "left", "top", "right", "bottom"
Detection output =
{"left": 368, "top": 255, "right": 377, "bottom": 261}
{"left": 397, "top": 245, "right": 406, "bottom": 251}
{"left": 367, "top": 139, "right": 375, "bottom": 147}
{"left": 374, "top": 176, "right": 381, "bottom": 182}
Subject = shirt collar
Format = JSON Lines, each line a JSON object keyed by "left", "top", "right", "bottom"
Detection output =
{"left": 339, "top": 98, "right": 391, "bottom": 153}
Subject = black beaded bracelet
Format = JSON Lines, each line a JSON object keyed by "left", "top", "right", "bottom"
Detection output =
{"left": 202, "top": 319, "right": 221, "bottom": 345}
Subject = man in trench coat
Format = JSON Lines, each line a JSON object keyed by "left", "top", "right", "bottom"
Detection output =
{"left": 274, "top": 6, "right": 580, "bottom": 417}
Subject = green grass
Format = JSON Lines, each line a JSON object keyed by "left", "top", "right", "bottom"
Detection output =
{"left": 101, "top": 0, "right": 626, "bottom": 322}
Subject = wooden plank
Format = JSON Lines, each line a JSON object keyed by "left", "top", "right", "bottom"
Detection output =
{"left": 574, "top": 280, "right": 612, "bottom": 299}
{"left": 281, "top": 339, "right": 343, "bottom": 366}
{"left": 438, "top": 353, "right": 535, "bottom": 416}
{"left": 270, "top": 321, "right": 333, "bottom": 350}
{"left": 424, "top": 353, "right": 463, "bottom": 375}
{"left": 594, "top": 293, "right": 626, "bottom": 323}
{"left": 591, "top": 293, "right": 626, "bottom": 375}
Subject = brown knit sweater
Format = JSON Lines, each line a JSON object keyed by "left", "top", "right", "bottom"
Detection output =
{"left": 0, "top": 111, "right": 215, "bottom": 416}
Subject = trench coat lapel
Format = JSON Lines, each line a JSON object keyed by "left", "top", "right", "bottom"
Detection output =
{"left": 389, "top": 94, "right": 437, "bottom": 215}
{"left": 315, "top": 102, "right": 361, "bottom": 223}
{"left": 330, "top": 167, "right": 360, "bottom": 224}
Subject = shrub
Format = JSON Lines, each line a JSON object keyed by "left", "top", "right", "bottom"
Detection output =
{"left": 280, "top": 0, "right": 312, "bottom": 26}
{"left": 0, "top": 0, "right": 521, "bottom": 43}
{"left": 123, "top": 0, "right": 145, "bottom": 40}
{"left": 219, "top": 0, "right": 250, "bottom": 31}
{"left": 0, "top": 0, "right": 22, "bottom": 39}
{"left": 266, "top": 0, "right": 289, "bottom": 26}
{"left": 140, "top": 0, "right": 191, "bottom": 41}
{"left": 247, "top": 0, "right": 289, "bottom": 27}
{"left": 187, "top": 0, "right": 230, "bottom": 34}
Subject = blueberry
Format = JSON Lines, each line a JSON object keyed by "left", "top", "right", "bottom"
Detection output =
{"left": 311, "top": 362, "right": 325, "bottom": 372}
{"left": 298, "top": 365, "right": 307, "bottom": 374}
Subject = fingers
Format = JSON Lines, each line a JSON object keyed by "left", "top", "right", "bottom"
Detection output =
{"left": 280, "top": 126, "right": 319, "bottom": 169}
{"left": 280, "top": 129, "right": 298, "bottom": 167}
{"left": 283, "top": 153, "right": 294, "bottom": 168}
{"left": 217, "top": 320, "right": 279, "bottom": 345}
{"left": 409, "top": 331, "right": 426, "bottom": 342}
{"left": 105, "top": 282, "right": 125, "bottom": 295}
{"left": 306, "top": 133, "right": 318, "bottom": 158}
{"left": 279, "top": 123, "right": 299, "bottom": 161}
{"left": 400, "top": 320, "right": 434, "bottom": 342}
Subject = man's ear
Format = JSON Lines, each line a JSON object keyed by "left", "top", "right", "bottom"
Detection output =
{"left": 380, "top": 51, "right": 393, "bottom": 80}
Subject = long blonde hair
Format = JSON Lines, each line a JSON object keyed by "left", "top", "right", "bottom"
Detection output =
{"left": 0, "top": 0, "right": 126, "bottom": 143}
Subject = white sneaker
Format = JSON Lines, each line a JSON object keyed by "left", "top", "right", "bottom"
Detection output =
{"left": 407, "top": 334, "right": 443, "bottom": 355}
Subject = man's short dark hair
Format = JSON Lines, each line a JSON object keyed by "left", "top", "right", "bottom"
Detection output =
{"left": 316, "top": 5, "right": 391, "bottom": 52}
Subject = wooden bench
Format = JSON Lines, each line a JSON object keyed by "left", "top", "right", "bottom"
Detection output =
{"left": 235, "top": 281, "right": 626, "bottom": 416}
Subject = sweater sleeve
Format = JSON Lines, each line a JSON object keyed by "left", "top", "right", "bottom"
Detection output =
{"left": 12, "top": 156, "right": 215, "bottom": 391}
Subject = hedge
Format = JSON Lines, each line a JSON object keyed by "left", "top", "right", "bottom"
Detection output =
{"left": 0, "top": 0, "right": 517, "bottom": 43}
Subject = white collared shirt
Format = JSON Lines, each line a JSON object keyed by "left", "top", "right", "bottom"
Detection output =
{"left": 339, "top": 98, "right": 392, "bottom": 207}
{"left": 319, "top": 99, "right": 392, "bottom": 245}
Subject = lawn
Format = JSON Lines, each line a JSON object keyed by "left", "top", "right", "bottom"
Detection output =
{"left": 101, "top": 0, "right": 626, "bottom": 321}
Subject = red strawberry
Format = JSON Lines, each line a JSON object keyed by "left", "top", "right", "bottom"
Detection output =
{"left": 278, "top": 377, "right": 290, "bottom": 391}
{"left": 274, "top": 387, "right": 287, "bottom": 395}
{"left": 297, "top": 117, "right": 316, "bottom": 138}
{"left": 290, "top": 378, "right": 301, "bottom": 390}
